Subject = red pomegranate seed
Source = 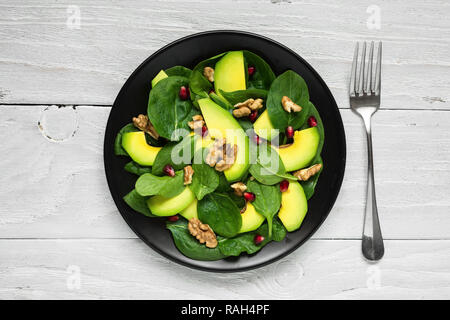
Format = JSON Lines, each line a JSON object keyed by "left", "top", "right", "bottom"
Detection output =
{"left": 248, "top": 110, "right": 258, "bottom": 122}
{"left": 248, "top": 66, "right": 256, "bottom": 76}
{"left": 167, "top": 215, "right": 179, "bottom": 222}
{"left": 308, "top": 116, "right": 317, "bottom": 127}
{"left": 179, "top": 86, "right": 189, "bottom": 100}
{"left": 280, "top": 180, "right": 289, "bottom": 192}
{"left": 244, "top": 192, "right": 255, "bottom": 202}
{"left": 163, "top": 164, "right": 175, "bottom": 177}
{"left": 252, "top": 134, "right": 261, "bottom": 145}
{"left": 201, "top": 126, "right": 208, "bottom": 137}
{"left": 285, "top": 126, "right": 294, "bottom": 139}
{"left": 254, "top": 234, "right": 265, "bottom": 245}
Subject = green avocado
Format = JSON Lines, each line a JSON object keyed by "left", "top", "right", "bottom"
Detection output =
{"left": 214, "top": 51, "right": 246, "bottom": 96}
{"left": 121, "top": 131, "right": 161, "bottom": 166}
{"left": 278, "top": 181, "right": 307, "bottom": 232}
{"left": 198, "top": 98, "right": 250, "bottom": 182}
{"left": 179, "top": 198, "right": 198, "bottom": 220}
{"left": 239, "top": 203, "right": 265, "bottom": 233}
{"left": 147, "top": 186, "right": 195, "bottom": 217}
{"left": 253, "top": 110, "right": 278, "bottom": 141}
{"left": 276, "top": 127, "right": 320, "bottom": 171}
{"left": 151, "top": 70, "right": 168, "bottom": 87}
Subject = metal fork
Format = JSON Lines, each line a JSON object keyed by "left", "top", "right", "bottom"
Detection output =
{"left": 349, "top": 41, "right": 384, "bottom": 261}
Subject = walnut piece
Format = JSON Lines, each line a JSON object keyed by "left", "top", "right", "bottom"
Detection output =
{"left": 183, "top": 165, "right": 194, "bottom": 185}
{"left": 232, "top": 98, "right": 264, "bottom": 119}
{"left": 188, "top": 218, "right": 218, "bottom": 248}
{"left": 205, "top": 138, "right": 238, "bottom": 172}
{"left": 231, "top": 182, "right": 247, "bottom": 196}
{"left": 203, "top": 67, "right": 214, "bottom": 82}
{"left": 132, "top": 114, "right": 160, "bottom": 139}
{"left": 232, "top": 107, "right": 251, "bottom": 118}
{"left": 281, "top": 96, "right": 302, "bottom": 113}
{"left": 293, "top": 163, "right": 323, "bottom": 181}
{"left": 188, "top": 114, "right": 205, "bottom": 132}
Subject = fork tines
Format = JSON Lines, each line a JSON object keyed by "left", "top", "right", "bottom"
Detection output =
{"left": 349, "top": 41, "right": 382, "bottom": 97}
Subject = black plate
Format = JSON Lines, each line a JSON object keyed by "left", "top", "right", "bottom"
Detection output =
{"left": 104, "top": 30, "right": 346, "bottom": 272}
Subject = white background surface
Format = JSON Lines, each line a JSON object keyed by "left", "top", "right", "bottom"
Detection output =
{"left": 0, "top": 0, "right": 449, "bottom": 299}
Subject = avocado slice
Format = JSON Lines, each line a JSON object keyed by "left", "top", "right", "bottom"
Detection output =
{"left": 214, "top": 51, "right": 246, "bottom": 96}
{"left": 179, "top": 198, "right": 198, "bottom": 220}
{"left": 239, "top": 203, "right": 265, "bottom": 233}
{"left": 276, "top": 127, "right": 320, "bottom": 172}
{"left": 278, "top": 181, "right": 308, "bottom": 232}
{"left": 253, "top": 110, "right": 278, "bottom": 141}
{"left": 122, "top": 131, "right": 162, "bottom": 166}
{"left": 151, "top": 70, "right": 168, "bottom": 87}
{"left": 147, "top": 186, "right": 195, "bottom": 216}
{"left": 198, "top": 98, "right": 250, "bottom": 182}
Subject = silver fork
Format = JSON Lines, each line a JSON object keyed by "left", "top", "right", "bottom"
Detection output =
{"left": 349, "top": 41, "right": 384, "bottom": 261}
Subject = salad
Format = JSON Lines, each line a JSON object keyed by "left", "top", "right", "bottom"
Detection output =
{"left": 114, "top": 50, "right": 324, "bottom": 261}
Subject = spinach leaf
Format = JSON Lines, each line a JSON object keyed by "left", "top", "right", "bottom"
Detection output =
{"left": 147, "top": 76, "right": 197, "bottom": 141}
{"left": 246, "top": 180, "right": 281, "bottom": 237}
{"left": 198, "top": 193, "right": 242, "bottom": 238}
{"left": 135, "top": 171, "right": 185, "bottom": 198}
{"left": 243, "top": 50, "right": 276, "bottom": 90}
{"left": 167, "top": 219, "right": 226, "bottom": 261}
{"left": 124, "top": 161, "right": 152, "bottom": 176}
{"left": 165, "top": 66, "right": 192, "bottom": 78}
{"left": 219, "top": 88, "right": 268, "bottom": 106}
{"left": 218, "top": 218, "right": 286, "bottom": 256}
{"left": 152, "top": 135, "right": 195, "bottom": 175}
{"left": 123, "top": 189, "right": 156, "bottom": 217}
{"left": 300, "top": 101, "right": 325, "bottom": 163}
{"left": 266, "top": 70, "right": 311, "bottom": 131}
{"left": 301, "top": 156, "right": 323, "bottom": 200}
{"left": 190, "top": 163, "right": 219, "bottom": 200}
{"left": 114, "top": 123, "right": 139, "bottom": 156}
{"left": 209, "top": 91, "right": 233, "bottom": 110}
{"left": 249, "top": 144, "right": 296, "bottom": 185}
{"left": 216, "top": 173, "right": 232, "bottom": 192}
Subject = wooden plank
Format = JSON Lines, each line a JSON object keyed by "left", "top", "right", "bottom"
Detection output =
{"left": 0, "top": 0, "right": 449, "bottom": 109}
{"left": 0, "top": 239, "right": 449, "bottom": 299}
{"left": 0, "top": 105, "right": 449, "bottom": 239}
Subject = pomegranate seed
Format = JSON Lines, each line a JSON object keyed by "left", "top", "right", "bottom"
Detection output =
{"left": 167, "top": 215, "right": 179, "bottom": 222}
{"left": 254, "top": 234, "right": 265, "bottom": 245}
{"left": 252, "top": 134, "right": 261, "bottom": 145}
{"left": 285, "top": 126, "right": 294, "bottom": 139}
{"left": 248, "top": 110, "right": 258, "bottom": 122}
{"left": 248, "top": 66, "right": 256, "bottom": 76}
{"left": 280, "top": 180, "right": 289, "bottom": 192}
{"left": 308, "top": 116, "right": 317, "bottom": 127}
{"left": 244, "top": 192, "right": 255, "bottom": 202}
{"left": 209, "top": 89, "right": 215, "bottom": 94}
{"left": 163, "top": 164, "right": 175, "bottom": 177}
{"left": 201, "top": 126, "right": 208, "bottom": 137}
{"left": 179, "top": 86, "right": 189, "bottom": 100}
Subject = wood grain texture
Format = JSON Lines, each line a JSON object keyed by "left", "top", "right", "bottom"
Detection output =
{"left": 0, "top": 239, "right": 449, "bottom": 299}
{"left": 0, "top": 105, "right": 449, "bottom": 239}
{"left": 0, "top": 0, "right": 449, "bottom": 109}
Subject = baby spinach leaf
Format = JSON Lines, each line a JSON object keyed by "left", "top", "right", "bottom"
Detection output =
{"left": 190, "top": 163, "right": 219, "bottom": 200}
{"left": 219, "top": 88, "right": 268, "bottom": 106}
{"left": 165, "top": 66, "right": 192, "bottom": 78}
{"left": 189, "top": 70, "right": 212, "bottom": 101}
{"left": 198, "top": 193, "right": 242, "bottom": 238}
{"left": 301, "top": 156, "right": 323, "bottom": 200}
{"left": 114, "top": 123, "right": 139, "bottom": 156}
{"left": 135, "top": 171, "right": 185, "bottom": 198}
{"left": 209, "top": 91, "right": 233, "bottom": 110}
{"left": 217, "top": 219, "right": 286, "bottom": 256}
{"left": 300, "top": 101, "right": 325, "bottom": 163}
{"left": 266, "top": 70, "right": 311, "bottom": 131}
{"left": 123, "top": 189, "right": 156, "bottom": 217}
{"left": 246, "top": 180, "right": 281, "bottom": 237}
{"left": 216, "top": 173, "right": 232, "bottom": 192}
{"left": 148, "top": 76, "right": 197, "bottom": 141}
{"left": 167, "top": 219, "right": 226, "bottom": 261}
{"left": 243, "top": 50, "right": 276, "bottom": 90}
{"left": 152, "top": 135, "right": 195, "bottom": 175}
{"left": 124, "top": 161, "right": 152, "bottom": 176}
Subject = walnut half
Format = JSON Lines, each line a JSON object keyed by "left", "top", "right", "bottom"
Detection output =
{"left": 203, "top": 67, "right": 214, "bottom": 82}
{"left": 132, "top": 114, "right": 160, "bottom": 139}
{"left": 231, "top": 182, "right": 247, "bottom": 197}
{"left": 183, "top": 165, "right": 194, "bottom": 185}
{"left": 188, "top": 218, "right": 218, "bottom": 248}
{"left": 281, "top": 96, "right": 302, "bottom": 113}
{"left": 293, "top": 163, "right": 323, "bottom": 181}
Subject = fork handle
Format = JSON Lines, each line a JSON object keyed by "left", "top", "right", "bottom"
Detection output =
{"left": 361, "top": 116, "right": 384, "bottom": 261}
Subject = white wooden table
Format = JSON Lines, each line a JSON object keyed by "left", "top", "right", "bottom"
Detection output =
{"left": 1, "top": 0, "right": 449, "bottom": 300}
